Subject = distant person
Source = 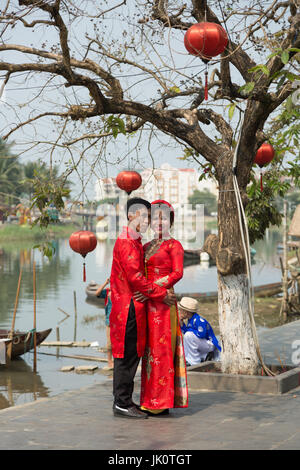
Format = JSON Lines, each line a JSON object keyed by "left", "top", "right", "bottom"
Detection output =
{"left": 96, "top": 277, "right": 113, "bottom": 370}
{"left": 178, "top": 297, "right": 221, "bottom": 366}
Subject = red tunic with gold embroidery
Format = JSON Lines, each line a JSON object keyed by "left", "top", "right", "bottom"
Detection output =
{"left": 140, "top": 238, "right": 188, "bottom": 410}
{"left": 109, "top": 227, "right": 167, "bottom": 359}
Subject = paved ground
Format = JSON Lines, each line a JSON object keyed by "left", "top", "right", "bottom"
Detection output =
{"left": 0, "top": 320, "right": 300, "bottom": 451}
{"left": 258, "top": 318, "right": 300, "bottom": 366}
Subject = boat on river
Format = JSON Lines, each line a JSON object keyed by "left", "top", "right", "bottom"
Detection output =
{"left": 0, "top": 328, "right": 52, "bottom": 360}
{"left": 85, "top": 281, "right": 282, "bottom": 304}
{"left": 184, "top": 248, "right": 256, "bottom": 263}
{"left": 176, "top": 282, "right": 282, "bottom": 302}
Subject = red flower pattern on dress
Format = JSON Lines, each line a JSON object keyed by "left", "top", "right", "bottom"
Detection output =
{"left": 159, "top": 334, "right": 167, "bottom": 345}
{"left": 158, "top": 376, "right": 167, "bottom": 387}
{"left": 140, "top": 238, "right": 188, "bottom": 410}
{"left": 150, "top": 399, "right": 159, "bottom": 407}
{"left": 153, "top": 356, "right": 160, "bottom": 366}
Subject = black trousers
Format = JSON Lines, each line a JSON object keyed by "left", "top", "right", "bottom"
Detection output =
{"left": 113, "top": 299, "right": 140, "bottom": 408}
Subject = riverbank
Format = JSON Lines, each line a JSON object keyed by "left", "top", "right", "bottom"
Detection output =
{"left": 0, "top": 222, "right": 78, "bottom": 242}
{"left": 199, "top": 297, "right": 296, "bottom": 336}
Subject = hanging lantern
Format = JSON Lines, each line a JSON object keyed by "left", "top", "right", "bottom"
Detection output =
{"left": 184, "top": 22, "right": 228, "bottom": 100}
{"left": 69, "top": 231, "right": 97, "bottom": 282}
{"left": 254, "top": 143, "right": 275, "bottom": 191}
{"left": 116, "top": 170, "right": 142, "bottom": 195}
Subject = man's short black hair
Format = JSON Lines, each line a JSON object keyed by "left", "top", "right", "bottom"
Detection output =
{"left": 126, "top": 197, "right": 151, "bottom": 219}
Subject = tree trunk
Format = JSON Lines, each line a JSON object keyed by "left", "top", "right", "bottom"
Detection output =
{"left": 205, "top": 163, "right": 260, "bottom": 375}
{"left": 218, "top": 273, "right": 259, "bottom": 375}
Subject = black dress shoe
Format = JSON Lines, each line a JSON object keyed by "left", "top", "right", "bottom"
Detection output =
{"left": 130, "top": 402, "right": 148, "bottom": 414}
{"left": 113, "top": 404, "right": 148, "bottom": 419}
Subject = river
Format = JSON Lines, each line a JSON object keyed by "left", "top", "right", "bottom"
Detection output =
{"left": 0, "top": 228, "right": 284, "bottom": 410}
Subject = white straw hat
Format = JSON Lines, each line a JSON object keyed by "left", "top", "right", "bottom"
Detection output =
{"left": 178, "top": 297, "right": 199, "bottom": 313}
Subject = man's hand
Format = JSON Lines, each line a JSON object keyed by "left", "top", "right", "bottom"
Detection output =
{"left": 163, "top": 290, "right": 177, "bottom": 306}
{"left": 133, "top": 291, "right": 148, "bottom": 302}
{"left": 134, "top": 289, "right": 177, "bottom": 305}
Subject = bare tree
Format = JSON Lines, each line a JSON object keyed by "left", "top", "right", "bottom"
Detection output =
{"left": 0, "top": 0, "right": 299, "bottom": 374}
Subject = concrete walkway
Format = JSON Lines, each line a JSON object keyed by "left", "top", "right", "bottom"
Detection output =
{"left": 258, "top": 318, "right": 300, "bottom": 366}
{"left": 0, "top": 320, "right": 300, "bottom": 450}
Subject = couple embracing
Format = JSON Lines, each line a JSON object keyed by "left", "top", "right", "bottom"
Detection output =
{"left": 110, "top": 197, "right": 188, "bottom": 419}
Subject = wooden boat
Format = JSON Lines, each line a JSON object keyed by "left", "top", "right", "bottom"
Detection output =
{"left": 0, "top": 328, "right": 52, "bottom": 359}
{"left": 85, "top": 281, "right": 282, "bottom": 304}
{"left": 184, "top": 249, "right": 201, "bottom": 260}
{"left": 184, "top": 248, "right": 256, "bottom": 265}
{"left": 175, "top": 282, "right": 283, "bottom": 302}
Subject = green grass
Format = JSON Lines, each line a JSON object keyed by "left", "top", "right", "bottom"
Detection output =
{"left": 0, "top": 223, "right": 79, "bottom": 241}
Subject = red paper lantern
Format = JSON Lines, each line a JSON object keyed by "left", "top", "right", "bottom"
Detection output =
{"left": 254, "top": 143, "right": 275, "bottom": 191}
{"left": 116, "top": 171, "right": 142, "bottom": 195}
{"left": 184, "top": 22, "right": 228, "bottom": 100}
{"left": 254, "top": 143, "right": 275, "bottom": 168}
{"left": 69, "top": 230, "right": 97, "bottom": 282}
{"left": 184, "top": 22, "right": 228, "bottom": 59}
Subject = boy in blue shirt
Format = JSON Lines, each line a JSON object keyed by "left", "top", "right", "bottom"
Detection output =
{"left": 178, "top": 297, "right": 221, "bottom": 366}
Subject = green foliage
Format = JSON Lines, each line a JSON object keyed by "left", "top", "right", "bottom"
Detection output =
{"left": 246, "top": 85, "right": 299, "bottom": 243}
{"left": 97, "top": 196, "right": 119, "bottom": 205}
{"left": 188, "top": 189, "right": 217, "bottom": 215}
{"left": 178, "top": 148, "right": 216, "bottom": 182}
{"left": 228, "top": 102, "right": 237, "bottom": 120}
{"left": 178, "top": 147, "right": 199, "bottom": 160}
{"left": 33, "top": 241, "right": 56, "bottom": 261}
{"left": 0, "top": 139, "right": 23, "bottom": 202}
{"left": 285, "top": 191, "right": 300, "bottom": 213}
{"left": 169, "top": 86, "right": 181, "bottom": 93}
{"left": 246, "top": 170, "right": 288, "bottom": 244}
{"left": 271, "top": 100, "right": 300, "bottom": 158}
{"left": 104, "top": 115, "right": 126, "bottom": 138}
{"left": 239, "top": 46, "right": 300, "bottom": 97}
{"left": 248, "top": 64, "right": 270, "bottom": 77}
{"left": 267, "top": 47, "right": 300, "bottom": 64}
{"left": 30, "top": 172, "right": 70, "bottom": 228}
{"left": 239, "top": 82, "right": 255, "bottom": 96}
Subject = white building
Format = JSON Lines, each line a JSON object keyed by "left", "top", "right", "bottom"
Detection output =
{"left": 95, "top": 177, "right": 121, "bottom": 201}
{"left": 94, "top": 163, "right": 218, "bottom": 205}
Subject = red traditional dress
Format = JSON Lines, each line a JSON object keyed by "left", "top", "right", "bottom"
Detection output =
{"left": 110, "top": 226, "right": 167, "bottom": 359}
{"left": 140, "top": 238, "right": 188, "bottom": 411}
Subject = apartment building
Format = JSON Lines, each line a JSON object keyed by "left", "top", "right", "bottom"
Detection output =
{"left": 95, "top": 163, "right": 217, "bottom": 205}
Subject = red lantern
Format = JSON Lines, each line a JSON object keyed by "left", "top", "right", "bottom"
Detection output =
{"left": 254, "top": 143, "right": 275, "bottom": 191}
{"left": 116, "top": 171, "right": 142, "bottom": 195}
{"left": 69, "top": 230, "right": 97, "bottom": 282}
{"left": 184, "top": 22, "right": 228, "bottom": 100}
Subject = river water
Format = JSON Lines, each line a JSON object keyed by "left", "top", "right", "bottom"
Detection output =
{"left": 0, "top": 228, "right": 284, "bottom": 410}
